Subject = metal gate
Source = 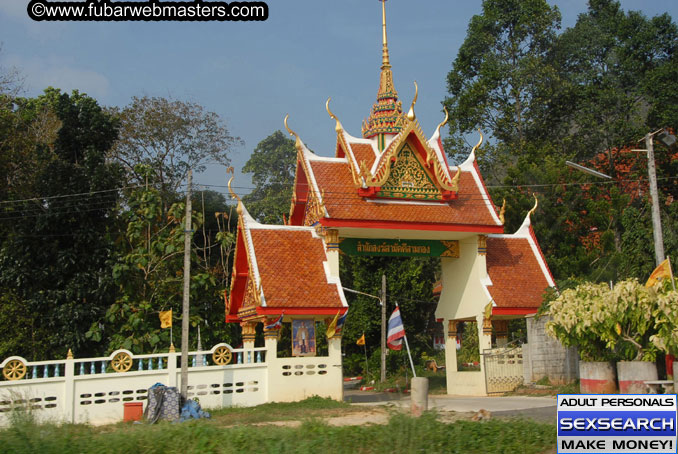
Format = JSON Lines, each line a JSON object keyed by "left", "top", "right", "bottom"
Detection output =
{"left": 483, "top": 344, "right": 524, "bottom": 394}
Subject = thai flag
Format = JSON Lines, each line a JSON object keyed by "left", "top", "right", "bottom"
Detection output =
{"left": 387, "top": 306, "right": 406, "bottom": 350}
{"left": 335, "top": 310, "right": 348, "bottom": 334}
{"left": 265, "top": 313, "right": 283, "bottom": 330}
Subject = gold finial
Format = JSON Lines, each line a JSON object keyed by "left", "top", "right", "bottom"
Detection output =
{"left": 226, "top": 167, "right": 242, "bottom": 215}
{"left": 67, "top": 349, "right": 73, "bottom": 360}
{"left": 528, "top": 194, "right": 539, "bottom": 217}
{"left": 381, "top": 0, "right": 390, "bottom": 69}
{"left": 325, "top": 97, "right": 344, "bottom": 133}
{"left": 499, "top": 199, "right": 506, "bottom": 225}
{"left": 226, "top": 167, "right": 239, "bottom": 201}
{"left": 472, "top": 129, "right": 484, "bottom": 154}
{"left": 437, "top": 106, "right": 449, "bottom": 132}
{"left": 407, "top": 81, "right": 418, "bottom": 121}
{"left": 284, "top": 114, "right": 303, "bottom": 150}
{"left": 450, "top": 166, "right": 461, "bottom": 192}
{"left": 169, "top": 343, "right": 176, "bottom": 353}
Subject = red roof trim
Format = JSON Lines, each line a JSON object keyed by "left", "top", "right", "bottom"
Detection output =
{"left": 492, "top": 307, "right": 539, "bottom": 315}
{"left": 320, "top": 218, "right": 504, "bottom": 233}
{"left": 257, "top": 307, "right": 348, "bottom": 316}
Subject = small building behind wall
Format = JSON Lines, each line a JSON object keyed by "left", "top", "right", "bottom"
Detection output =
{"left": 225, "top": 196, "right": 348, "bottom": 402}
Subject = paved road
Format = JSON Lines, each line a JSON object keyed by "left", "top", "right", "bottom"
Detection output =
{"left": 344, "top": 390, "right": 557, "bottom": 424}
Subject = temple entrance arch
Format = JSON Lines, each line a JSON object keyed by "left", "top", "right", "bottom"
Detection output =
{"left": 225, "top": 0, "right": 556, "bottom": 398}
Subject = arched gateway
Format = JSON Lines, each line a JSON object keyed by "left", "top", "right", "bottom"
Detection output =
{"left": 225, "top": 1, "right": 556, "bottom": 398}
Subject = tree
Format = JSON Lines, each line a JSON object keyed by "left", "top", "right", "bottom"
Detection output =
{"left": 111, "top": 96, "right": 242, "bottom": 210}
{"left": 0, "top": 88, "right": 124, "bottom": 360}
{"left": 86, "top": 174, "right": 238, "bottom": 354}
{"left": 242, "top": 130, "right": 297, "bottom": 224}
{"left": 446, "top": 0, "right": 678, "bottom": 285}
{"left": 339, "top": 255, "right": 439, "bottom": 377}
{"left": 443, "top": 0, "right": 561, "bottom": 172}
{"left": 547, "top": 0, "right": 678, "bottom": 166}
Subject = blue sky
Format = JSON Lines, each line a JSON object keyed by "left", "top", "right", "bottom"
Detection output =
{"left": 1, "top": 0, "right": 677, "bottom": 195}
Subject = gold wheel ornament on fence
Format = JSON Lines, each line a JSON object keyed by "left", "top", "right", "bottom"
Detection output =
{"left": 212, "top": 346, "right": 232, "bottom": 365}
{"left": 111, "top": 352, "right": 133, "bottom": 373}
{"left": 3, "top": 359, "right": 27, "bottom": 381}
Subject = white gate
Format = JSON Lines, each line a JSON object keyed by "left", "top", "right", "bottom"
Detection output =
{"left": 483, "top": 344, "right": 524, "bottom": 394}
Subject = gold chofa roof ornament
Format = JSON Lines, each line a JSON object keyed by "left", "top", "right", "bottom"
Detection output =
{"left": 362, "top": 0, "right": 404, "bottom": 140}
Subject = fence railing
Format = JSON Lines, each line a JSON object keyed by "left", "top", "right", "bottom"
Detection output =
{"left": 0, "top": 343, "right": 268, "bottom": 425}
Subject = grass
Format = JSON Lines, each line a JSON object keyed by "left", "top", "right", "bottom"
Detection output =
{"left": 0, "top": 407, "right": 556, "bottom": 454}
{"left": 207, "top": 396, "right": 362, "bottom": 425}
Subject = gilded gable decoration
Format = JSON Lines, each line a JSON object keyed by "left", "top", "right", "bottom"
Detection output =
{"left": 358, "top": 117, "right": 460, "bottom": 199}
{"left": 377, "top": 144, "right": 439, "bottom": 200}
{"left": 242, "top": 276, "right": 261, "bottom": 308}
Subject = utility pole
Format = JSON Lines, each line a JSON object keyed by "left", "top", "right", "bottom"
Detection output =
{"left": 180, "top": 169, "right": 192, "bottom": 400}
{"left": 381, "top": 274, "right": 386, "bottom": 383}
{"left": 645, "top": 134, "right": 665, "bottom": 267}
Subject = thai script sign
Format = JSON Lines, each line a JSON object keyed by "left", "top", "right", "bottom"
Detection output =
{"left": 339, "top": 238, "right": 459, "bottom": 258}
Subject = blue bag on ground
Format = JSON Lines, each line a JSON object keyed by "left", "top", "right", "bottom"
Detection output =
{"left": 180, "top": 398, "right": 211, "bottom": 422}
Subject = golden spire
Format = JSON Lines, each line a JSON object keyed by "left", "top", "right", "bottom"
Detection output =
{"left": 381, "top": 0, "right": 390, "bottom": 69}
{"left": 362, "top": 0, "right": 404, "bottom": 142}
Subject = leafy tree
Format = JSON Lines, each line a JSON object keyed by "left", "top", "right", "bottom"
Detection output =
{"left": 339, "top": 255, "right": 439, "bottom": 376}
{"left": 443, "top": 0, "right": 561, "bottom": 172}
{"left": 111, "top": 96, "right": 243, "bottom": 211}
{"left": 87, "top": 174, "right": 238, "bottom": 354}
{"left": 0, "top": 88, "right": 123, "bottom": 360}
{"left": 447, "top": 0, "right": 678, "bottom": 285}
{"left": 547, "top": 0, "right": 678, "bottom": 166}
{"left": 242, "top": 130, "right": 296, "bottom": 224}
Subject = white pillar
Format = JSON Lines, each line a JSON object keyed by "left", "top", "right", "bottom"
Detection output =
{"left": 324, "top": 229, "right": 340, "bottom": 278}
{"left": 328, "top": 336, "right": 344, "bottom": 401}
{"left": 64, "top": 353, "right": 75, "bottom": 423}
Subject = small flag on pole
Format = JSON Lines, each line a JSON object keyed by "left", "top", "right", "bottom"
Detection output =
{"left": 646, "top": 258, "right": 672, "bottom": 287}
{"left": 387, "top": 306, "right": 406, "bottom": 350}
{"left": 356, "top": 333, "right": 366, "bottom": 346}
{"left": 159, "top": 310, "right": 172, "bottom": 329}
{"left": 265, "top": 313, "right": 284, "bottom": 330}
{"left": 326, "top": 310, "right": 348, "bottom": 338}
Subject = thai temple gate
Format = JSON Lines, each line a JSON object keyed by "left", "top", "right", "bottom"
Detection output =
{"left": 0, "top": 1, "right": 557, "bottom": 426}
{"left": 224, "top": 0, "right": 555, "bottom": 398}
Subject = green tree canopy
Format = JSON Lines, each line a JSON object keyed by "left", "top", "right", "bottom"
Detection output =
{"left": 443, "top": 0, "right": 561, "bottom": 171}
{"left": 0, "top": 88, "right": 124, "bottom": 359}
{"left": 242, "top": 130, "right": 297, "bottom": 224}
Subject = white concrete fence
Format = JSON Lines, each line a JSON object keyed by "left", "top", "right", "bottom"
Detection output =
{"left": 0, "top": 338, "right": 343, "bottom": 426}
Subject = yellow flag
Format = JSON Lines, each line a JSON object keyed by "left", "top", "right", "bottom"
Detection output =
{"left": 646, "top": 258, "right": 672, "bottom": 287}
{"left": 159, "top": 310, "right": 172, "bottom": 329}
{"left": 356, "top": 334, "right": 366, "bottom": 346}
{"left": 326, "top": 311, "right": 340, "bottom": 338}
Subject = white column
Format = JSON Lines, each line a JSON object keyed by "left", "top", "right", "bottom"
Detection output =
{"left": 324, "top": 229, "right": 340, "bottom": 278}
{"left": 64, "top": 354, "right": 75, "bottom": 423}
{"left": 328, "top": 336, "right": 343, "bottom": 401}
{"left": 168, "top": 352, "right": 178, "bottom": 387}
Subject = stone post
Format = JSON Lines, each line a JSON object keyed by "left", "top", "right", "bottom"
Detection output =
{"left": 411, "top": 377, "right": 429, "bottom": 416}
{"left": 64, "top": 349, "right": 75, "bottom": 423}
